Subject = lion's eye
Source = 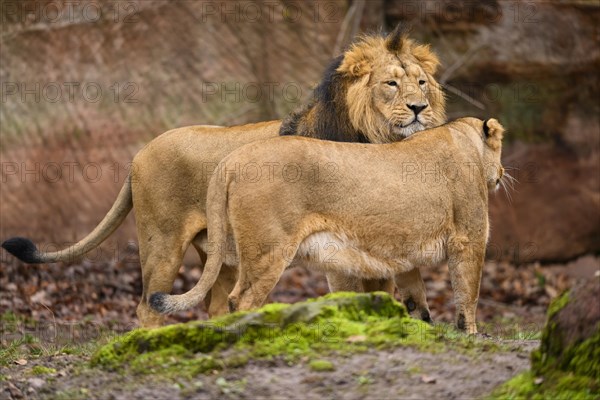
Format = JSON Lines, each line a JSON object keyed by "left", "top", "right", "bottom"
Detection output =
{"left": 386, "top": 81, "right": 397, "bottom": 87}
{"left": 419, "top": 79, "right": 426, "bottom": 85}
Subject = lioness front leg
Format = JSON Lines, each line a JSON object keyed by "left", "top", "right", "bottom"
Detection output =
{"left": 447, "top": 240, "right": 485, "bottom": 334}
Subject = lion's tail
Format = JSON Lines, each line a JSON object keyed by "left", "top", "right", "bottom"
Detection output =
{"left": 2, "top": 175, "right": 133, "bottom": 264}
{"left": 149, "top": 167, "right": 230, "bottom": 314}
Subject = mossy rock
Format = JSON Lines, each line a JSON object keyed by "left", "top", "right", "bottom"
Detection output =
{"left": 490, "top": 279, "right": 600, "bottom": 399}
{"left": 91, "top": 292, "right": 440, "bottom": 376}
{"left": 532, "top": 280, "right": 600, "bottom": 378}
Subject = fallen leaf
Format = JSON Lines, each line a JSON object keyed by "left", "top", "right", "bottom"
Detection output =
{"left": 544, "top": 285, "right": 558, "bottom": 298}
{"left": 14, "top": 359, "right": 27, "bottom": 366}
{"left": 421, "top": 375, "right": 436, "bottom": 384}
{"left": 346, "top": 335, "right": 367, "bottom": 343}
{"left": 534, "top": 377, "right": 544, "bottom": 385}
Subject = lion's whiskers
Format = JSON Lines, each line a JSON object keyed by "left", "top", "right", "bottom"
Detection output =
{"left": 502, "top": 171, "right": 518, "bottom": 191}
{"left": 499, "top": 171, "right": 516, "bottom": 204}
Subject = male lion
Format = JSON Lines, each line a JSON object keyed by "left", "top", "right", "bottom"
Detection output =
{"left": 150, "top": 118, "right": 506, "bottom": 334}
{"left": 2, "top": 27, "right": 445, "bottom": 327}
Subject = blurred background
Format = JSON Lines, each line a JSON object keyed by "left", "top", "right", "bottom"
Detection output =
{"left": 1, "top": 1, "right": 598, "bottom": 331}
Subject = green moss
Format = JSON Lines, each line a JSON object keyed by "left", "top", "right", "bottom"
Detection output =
{"left": 532, "top": 291, "right": 600, "bottom": 379}
{"left": 491, "top": 290, "right": 599, "bottom": 399}
{"left": 546, "top": 291, "right": 570, "bottom": 319}
{"left": 91, "top": 292, "right": 501, "bottom": 376}
{"left": 309, "top": 359, "right": 335, "bottom": 372}
{"left": 489, "top": 371, "right": 598, "bottom": 400}
{"left": 30, "top": 365, "right": 57, "bottom": 375}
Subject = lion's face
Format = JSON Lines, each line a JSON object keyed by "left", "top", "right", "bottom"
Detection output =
{"left": 370, "top": 54, "right": 442, "bottom": 138}
{"left": 338, "top": 28, "right": 446, "bottom": 143}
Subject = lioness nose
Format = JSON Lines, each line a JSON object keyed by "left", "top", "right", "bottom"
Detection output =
{"left": 407, "top": 103, "right": 427, "bottom": 116}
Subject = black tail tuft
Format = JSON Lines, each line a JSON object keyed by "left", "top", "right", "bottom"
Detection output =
{"left": 1, "top": 237, "right": 42, "bottom": 263}
{"left": 149, "top": 292, "right": 168, "bottom": 314}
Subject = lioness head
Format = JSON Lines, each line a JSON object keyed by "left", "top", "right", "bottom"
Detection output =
{"left": 280, "top": 25, "right": 446, "bottom": 143}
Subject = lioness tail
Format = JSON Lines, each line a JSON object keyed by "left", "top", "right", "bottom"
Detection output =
{"left": 150, "top": 169, "right": 230, "bottom": 314}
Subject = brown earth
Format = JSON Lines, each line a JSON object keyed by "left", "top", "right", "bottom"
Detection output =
{"left": 2, "top": 253, "right": 597, "bottom": 338}
{"left": 1, "top": 341, "right": 539, "bottom": 400}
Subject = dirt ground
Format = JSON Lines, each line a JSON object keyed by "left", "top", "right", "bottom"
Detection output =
{"left": 1, "top": 340, "right": 539, "bottom": 399}
{"left": 1, "top": 254, "right": 597, "bottom": 399}
{"left": 2, "top": 252, "right": 597, "bottom": 331}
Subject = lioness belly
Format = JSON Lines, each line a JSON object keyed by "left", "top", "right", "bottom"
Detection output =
{"left": 293, "top": 232, "right": 447, "bottom": 279}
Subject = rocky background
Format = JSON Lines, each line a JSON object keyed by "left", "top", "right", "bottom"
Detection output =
{"left": 0, "top": 0, "right": 599, "bottom": 327}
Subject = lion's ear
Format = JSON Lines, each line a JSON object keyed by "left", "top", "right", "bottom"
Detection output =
{"left": 411, "top": 44, "right": 440, "bottom": 76}
{"left": 337, "top": 51, "right": 372, "bottom": 78}
{"left": 483, "top": 118, "right": 505, "bottom": 148}
{"left": 483, "top": 119, "right": 491, "bottom": 138}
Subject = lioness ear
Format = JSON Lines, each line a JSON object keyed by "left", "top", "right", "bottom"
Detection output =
{"left": 483, "top": 119, "right": 491, "bottom": 138}
{"left": 411, "top": 44, "right": 441, "bottom": 76}
{"left": 337, "top": 51, "right": 372, "bottom": 78}
{"left": 483, "top": 118, "right": 505, "bottom": 148}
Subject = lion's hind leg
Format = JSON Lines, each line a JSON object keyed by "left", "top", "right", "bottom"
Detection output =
{"left": 136, "top": 218, "right": 205, "bottom": 328}
{"left": 229, "top": 252, "right": 289, "bottom": 312}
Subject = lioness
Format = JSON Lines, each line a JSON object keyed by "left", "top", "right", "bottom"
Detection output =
{"left": 2, "top": 27, "right": 445, "bottom": 327}
{"left": 150, "top": 118, "right": 505, "bottom": 334}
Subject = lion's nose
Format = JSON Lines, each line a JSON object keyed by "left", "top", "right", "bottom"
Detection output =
{"left": 407, "top": 103, "right": 427, "bottom": 116}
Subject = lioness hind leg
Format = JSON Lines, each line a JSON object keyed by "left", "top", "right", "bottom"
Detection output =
{"left": 192, "top": 230, "right": 238, "bottom": 318}
{"left": 190, "top": 238, "right": 238, "bottom": 317}
{"left": 230, "top": 255, "right": 288, "bottom": 312}
{"left": 207, "top": 265, "right": 238, "bottom": 317}
{"left": 395, "top": 268, "right": 432, "bottom": 322}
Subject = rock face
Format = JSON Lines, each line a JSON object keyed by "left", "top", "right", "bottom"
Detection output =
{"left": 1, "top": 0, "right": 598, "bottom": 263}
{"left": 491, "top": 278, "right": 599, "bottom": 398}
{"left": 532, "top": 279, "right": 600, "bottom": 378}
{"left": 0, "top": 1, "right": 347, "bottom": 248}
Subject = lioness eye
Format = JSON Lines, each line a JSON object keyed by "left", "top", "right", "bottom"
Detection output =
{"left": 386, "top": 81, "right": 397, "bottom": 87}
{"left": 419, "top": 79, "right": 426, "bottom": 85}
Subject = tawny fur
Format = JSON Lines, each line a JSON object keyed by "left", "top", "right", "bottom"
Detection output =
{"left": 150, "top": 118, "right": 505, "bottom": 335}
{"left": 2, "top": 28, "right": 446, "bottom": 328}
